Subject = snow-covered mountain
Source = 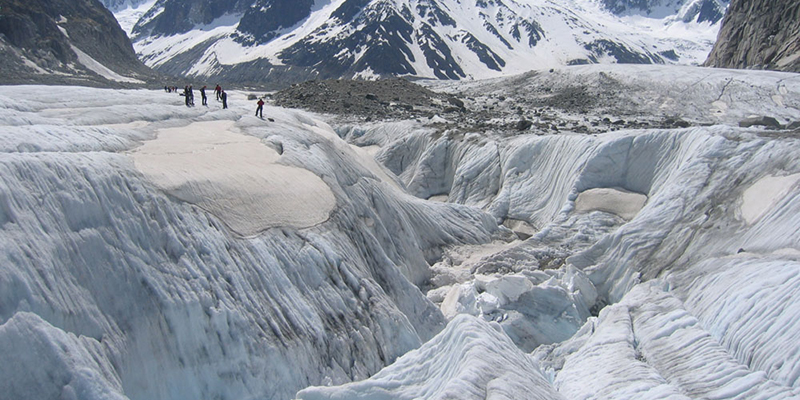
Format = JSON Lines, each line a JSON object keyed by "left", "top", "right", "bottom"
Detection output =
{"left": 120, "top": 0, "right": 728, "bottom": 84}
{"left": 2, "top": 63, "right": 800, "bottom": 400}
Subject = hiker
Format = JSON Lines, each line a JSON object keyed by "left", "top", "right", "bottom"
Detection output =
{"left": 221, "top": 90, "right": 228, "bottom": 109}
{"left": 215, "top": 84, "right": 222, "bottom": 101}
{"left": 184, "top": 85, "right": 190, "bottom": 106}
{"left": 200, "top": 85, "right": 208, "bottom": 106}
{"left": 255, "top": 98, "right": 264, "bottom": 118}
{"left": 188, "top": 85, "right": 195, "bottom": 106}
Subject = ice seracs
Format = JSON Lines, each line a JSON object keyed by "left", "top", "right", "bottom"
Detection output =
{"left": 0, "top": 86, "right": 505, "bottom": 400}
{"left": 313, "top": 64, "right": 800, "bottom": 398}
{"left": 2, "top": 64, "right": 800, "bottom": 400}
{"left": 296, "top": 314, "right": 565, "bottom": 400}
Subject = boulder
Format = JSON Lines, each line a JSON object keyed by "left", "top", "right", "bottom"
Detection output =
{"left": 739, "top": 116, "right": 781, "bottom": 129}
{"left": 516, "top": 120, "right": 533, "bottom": 131}
{"left": 447, "top": 97, "right": 465, "bottom": 108}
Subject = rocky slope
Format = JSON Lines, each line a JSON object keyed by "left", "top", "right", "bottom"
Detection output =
{"left": 705, "top": 0, "right": 800, "bottom": 72}
{"left": 0, "top": 0, "right": 156, "bottom": 85}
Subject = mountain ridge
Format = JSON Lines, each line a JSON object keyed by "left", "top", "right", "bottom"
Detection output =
{"left": 121, "top": 0, "right": 727, "bottom": 85}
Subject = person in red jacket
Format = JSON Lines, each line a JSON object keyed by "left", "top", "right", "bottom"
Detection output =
{"left": 255, "top": 98, "right": 264, "bottom": 118}
{"left": 215, "top": 84, "right": 222, "bottom": 101}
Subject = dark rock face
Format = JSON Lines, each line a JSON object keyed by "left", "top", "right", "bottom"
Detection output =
{"left": 0, "top": 0, "right": 154, "bottom": 84}
{"left": 133, "top": 0, "right": 250, "bottom": 37}
{"left": 584, "top": 39, "right": 662, "bottom": 64}
{"left": 705, "top": 0, "right": 800, "bottom": 73}
{"left": 236, "top": 0, "right": 316, "bottom": 45}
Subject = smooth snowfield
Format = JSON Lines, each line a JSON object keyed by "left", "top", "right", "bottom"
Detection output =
{"left": 132, "top": 120, "right": 336, "bottom": 235}
{"left": 2, "top": 65, "right": 800, "bottom": 400}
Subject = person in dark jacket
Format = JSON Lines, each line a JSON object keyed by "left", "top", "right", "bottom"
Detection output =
{"left": 184, "top": 85, "right": 190, "bottom": 106}
{"left": 200, "top": 86, "right": 208, "bottom": 106}
{"left": 255, "top": 98, "right": 264, "bottom": 118}
{"left": 221, "top": 90, "right": 228, "bottom": 109}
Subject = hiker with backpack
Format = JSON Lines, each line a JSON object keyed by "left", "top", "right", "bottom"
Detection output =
{"left": 255, "top": 98, "right": 264, "bottom": 118}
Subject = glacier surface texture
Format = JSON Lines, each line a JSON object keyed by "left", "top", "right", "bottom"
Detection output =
{"left": 2, "top": 64, "right": 800, "bottom": 400}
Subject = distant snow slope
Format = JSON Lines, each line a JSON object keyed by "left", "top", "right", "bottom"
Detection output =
{"left": 118, "top": 0, "right": 727, "bottom": 83}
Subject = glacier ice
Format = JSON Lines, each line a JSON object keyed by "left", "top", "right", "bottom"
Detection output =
{"left": 2, "top": 64, "right": 800, "bottom": 400}
{"left": 0, "top": 86, "right": 505, "bottom": 400}
{"left": 304, "top": 65, "right": 800, "bottom": 398}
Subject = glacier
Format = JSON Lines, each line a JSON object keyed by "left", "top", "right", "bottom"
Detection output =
{"left": 2, "top": 64, "right": 800, "bottom": 400}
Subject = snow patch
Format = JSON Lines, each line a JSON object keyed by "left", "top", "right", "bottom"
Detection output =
{"left": 574, "top": 187, "right": 647, "bottom": 220}
{"left": 131, "top": 120, "right": 336, "bottom": 235}
{"left": 70, "top": 45, "right": 144, "bottom": 84}
{"left": 741, "top": 173, "right": 800, "bottom": 224}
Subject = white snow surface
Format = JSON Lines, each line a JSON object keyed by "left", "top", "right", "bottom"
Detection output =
{"left": 3, "top": 65, "right": 800, "bottom": 400}
{"left": 297, "top": 314, "right": 565, "bottom": 400}
{"left": 131, "top": 120, "right": 336, "bottom": 236}
{"left": 111, "top": 0, "right": 158, "bottom": 35}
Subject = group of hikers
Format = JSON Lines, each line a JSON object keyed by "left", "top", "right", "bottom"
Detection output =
{"left": 166, "top": 84, "right": 269, "bottom": 119}
{"left": 166, "top": 84, "right": 227, "bottom": 109}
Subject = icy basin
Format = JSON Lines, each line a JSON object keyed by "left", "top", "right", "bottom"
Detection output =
{"left": 574, "top": 187, "right": 647, "bottom": 220}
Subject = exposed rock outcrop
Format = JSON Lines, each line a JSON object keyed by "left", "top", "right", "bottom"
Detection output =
{"left": 0, "top": 0, "right": 156, "bottom": 85}
{"left": 705, "top": 0, "right": 800, "bottom": 72}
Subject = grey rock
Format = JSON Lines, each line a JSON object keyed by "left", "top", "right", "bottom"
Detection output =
{"left": 739, "top": 116, "right": 782, "bottom": 129}
{"left": 705, "top": 0, "right": 800, "bottom": 73}
{"left": 516, "top": 120, "right": 533, "bottom": 131}
{"left": 447, "top": 97, "right": 465, "bottom": 108}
